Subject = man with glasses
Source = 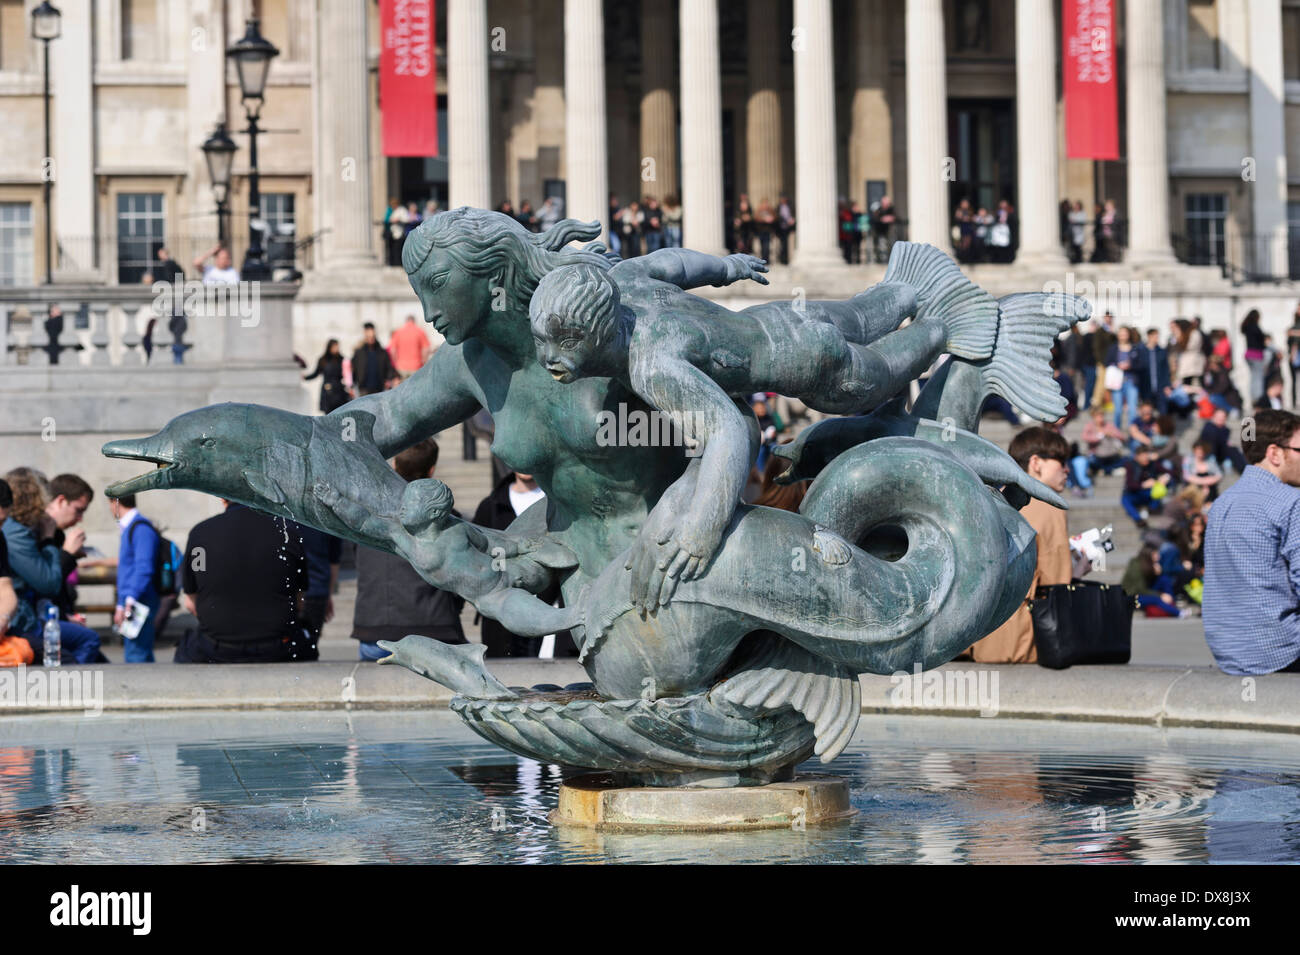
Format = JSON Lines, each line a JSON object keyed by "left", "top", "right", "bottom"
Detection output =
{"left": 1204, "top": 409, "right": 1300, "bottom": 674}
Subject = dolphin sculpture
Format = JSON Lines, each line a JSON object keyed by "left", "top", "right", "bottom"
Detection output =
{"left": 103, "top": 403, "right": 407, "bottom": 555}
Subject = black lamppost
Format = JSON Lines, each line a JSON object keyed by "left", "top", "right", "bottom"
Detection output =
{"left": 226, "top": 18, "right": 278, "bottom": 280}
{"left": 31, "top": 1, "right": 61, "bottom": 285}
{"left": 201, "top": 120, "right": 236, "bottom": 245}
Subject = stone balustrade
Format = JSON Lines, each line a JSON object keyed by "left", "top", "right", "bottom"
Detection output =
{"left": 1, "top": 282, "right": 297, "bottom": 368}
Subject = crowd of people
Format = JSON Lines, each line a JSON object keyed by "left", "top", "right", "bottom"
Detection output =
{"left": 950, "top": 407, "right": 1300, "bottom": 676}
{"left": 951, "top": 198, "right": 1018, "bottom": 264}
{"left": 383, "top": 198, "right": 441, "bottom": 266}
{"left": 0, "top": 437, "right": 574, "bottom": 666}
{"left": 300, "top": 316, "right": 432, "bottom": 412}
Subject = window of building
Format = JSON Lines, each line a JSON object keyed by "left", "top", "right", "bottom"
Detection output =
{"left": 0, "top": 0, "right": 28, "bottom": 71}
{"left": 120, "top": 0, "right": 158, "bottom": 61}
{"left": 1284, "top": 4, "right": 1300, "bottom": 82}
{"left": 1184, "top": 193, "right": 1227, "bottom": 266}
{"left": 116, "top": 192, "right": 164, "bottom": 284}
{"left": 0, "top": 201, "right": 34, "bottom": 286}
{"left": 1185, "top": 0, "right": 1220, "bottom": 71}
{"left": 260, "top": 192, "right": 296, "bottom": 270}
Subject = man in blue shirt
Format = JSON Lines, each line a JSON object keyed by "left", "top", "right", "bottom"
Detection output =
{"left": 109, "top": 493, "right": 161, "bottom": 663}
{"left": 1204, "top": 409, "right": 1300, "bottom": 674}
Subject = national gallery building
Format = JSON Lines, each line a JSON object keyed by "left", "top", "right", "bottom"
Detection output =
{"left": 0, "top": 0, "right": 1297, "bottom": 356}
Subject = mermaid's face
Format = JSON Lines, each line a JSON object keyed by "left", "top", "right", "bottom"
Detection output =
{"left": 533, "top": 317, "right": 598, "bottom": 383}
{"left": 412, "top": 248, "right": 496, "bottom": 346}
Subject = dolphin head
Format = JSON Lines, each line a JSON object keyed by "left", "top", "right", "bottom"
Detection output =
{"left": 102, "top": 403, "right": 291, "bottom": 500}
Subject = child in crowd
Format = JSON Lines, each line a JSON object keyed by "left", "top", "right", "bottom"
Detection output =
{"left": 1121, "top": 445, "right": 1176, "bottom": 528}
{"left": 1122, "top": 544, "right": 1185, "bottom": 618}
{"left": 1069, "top": 406, "right": 1127, "bottom": 498}
{"left": 1181, "top": 440, "right": 1222, "bottom": 502}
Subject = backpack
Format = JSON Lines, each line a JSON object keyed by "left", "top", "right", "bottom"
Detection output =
{"left": 128, "top": 519, "right": 184, "bottom": 596}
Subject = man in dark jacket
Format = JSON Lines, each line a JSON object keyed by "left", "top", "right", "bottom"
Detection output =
{"left": 178, "top": 501, "right": 310, "bottom": 662}
{"left": 351, "top": 322, "right": 397, "bottom": 397}
{"left": 1138, "top": 328, "right": 1172, "bottom": 412}
{"left": 1198, "top": 406, "right": 1247, "bottom": 474}
{"left": 352, "top": 439, "right": 466, "bottom": 660}
{"left": 472, "top": 471, "right": 576, "bottom": 658}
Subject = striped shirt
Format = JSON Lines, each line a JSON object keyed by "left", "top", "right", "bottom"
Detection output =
{"left": 1203, "top": 465, "right": 1300, "bottom": 674}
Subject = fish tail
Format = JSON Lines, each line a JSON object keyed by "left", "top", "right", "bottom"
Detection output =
{"left": 883, "top": 241, "right": 998, "bottom": 361}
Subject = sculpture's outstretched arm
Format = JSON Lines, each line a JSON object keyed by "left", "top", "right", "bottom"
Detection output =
{"left": 627, "top": 356, "right": 752, "bottom": 610}
{"left": 328, "top": 341, "right": 481, "bottom": 458}
{"left": 313, "top": 480, "right": 400, "bottom": 543}
{"left": 613, "top": 249, "right": 769, "bottom": 290}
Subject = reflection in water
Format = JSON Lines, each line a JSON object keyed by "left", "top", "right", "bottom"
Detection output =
{"left": 0, "top": 711, "right": 1297, "bottom": 864}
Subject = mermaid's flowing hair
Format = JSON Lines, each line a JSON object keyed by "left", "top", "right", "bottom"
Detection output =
{"left": 402, "top": 207, "right": 615, "bottom": 314}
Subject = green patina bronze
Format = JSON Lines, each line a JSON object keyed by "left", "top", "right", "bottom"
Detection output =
{"left": 104, "top": 207, "right": 1088, "bottom": 787}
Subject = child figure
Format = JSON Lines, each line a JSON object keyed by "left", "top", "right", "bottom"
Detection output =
{"left": 313, "top": 478, "right": 577, "bottom": 637}
{"left": 530, "top": 241, "right": 1083, "bottom": 609}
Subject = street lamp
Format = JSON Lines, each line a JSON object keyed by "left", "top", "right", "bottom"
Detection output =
{"left": 201, "top": 119, "right": 237, "bottom": 245}
{"left": 225, "top": 17, "right": 278, "bottom": 280}
{"left": 31, "top": 1, "right": 61, "bottom": 284}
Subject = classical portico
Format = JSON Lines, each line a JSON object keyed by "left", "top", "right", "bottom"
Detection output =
{"left": 299, "top": 0, "right": 1294, "bottom": 281}
{"left": 325, "top": 0, "right": 1237, "bottom": 272}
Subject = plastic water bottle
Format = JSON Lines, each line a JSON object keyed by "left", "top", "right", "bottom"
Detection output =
{"left": 43, "top": 606, "right": 61, "bottom": 668}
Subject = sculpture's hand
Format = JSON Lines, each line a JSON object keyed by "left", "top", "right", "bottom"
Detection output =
{"left": 721, "top": 254, "right": 770, "bottom": 287}
{"left": 625, "top": 516, "right": 723, "bottom": 612}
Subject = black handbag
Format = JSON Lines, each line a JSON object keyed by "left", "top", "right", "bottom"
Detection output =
{"left": 1030, "top": 580, "right": 1135, "bottom": 669}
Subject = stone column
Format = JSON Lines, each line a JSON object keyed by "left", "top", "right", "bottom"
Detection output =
{"left": 448, "top": 0, "right": 492, "bottom": 210}
{"left": 51, "top": 0, "right": 96, "bottom": 281}
{"left": 564, "top": 0, "right": 608, "bottom": 226}
{"left": 848, "top": 0, "right": 891, "bottom": 209}
{"left": 314, "top": 0, "right": 377, "bottom": 266}
{"left": 186, "top": 0, "right": 226, "bottom": 252}
{"left": 1124, "top": 0, "right": 1175, "bottom": 264}
{"left": 746, "top": 0, "right": 782, "bottom": 208}
{"left": 1014, "top": 0, "right": 1066, "bottom": 266}
{"left": 905, "top": 0, "right": 950, "bottom": 252}
{"left": 793, "top": 0, "right": 840, "bottom": 266}
{"left": 641, "top": 3, "right": 678, "bottom": 201}
{"left": 679, "top": 0, "right": 724, "bottom": 254}
{"left": 1248, "top": 0, "right": 1288, "bottom": 279}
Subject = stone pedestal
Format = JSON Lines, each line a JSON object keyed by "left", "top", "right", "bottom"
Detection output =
{"left": 552, "top": 774, "right": 854, "bottom": 831}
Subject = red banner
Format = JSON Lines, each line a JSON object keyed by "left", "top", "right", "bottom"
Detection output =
{"left": 380, "top": 0, "right": 438, "bottom": 157}
{"left": 1062, "top": 0, "right": 1119, "bottom": 160}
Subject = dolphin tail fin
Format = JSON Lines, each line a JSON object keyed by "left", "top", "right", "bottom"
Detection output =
{"left": 713, "top": 640, "right": 861, "bottom": 762}
{"left": 883, "top": 241, "right": 998, "bottom": 361}
{"left": 982, "top": 292, "right": 1091, "bottom": 423}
